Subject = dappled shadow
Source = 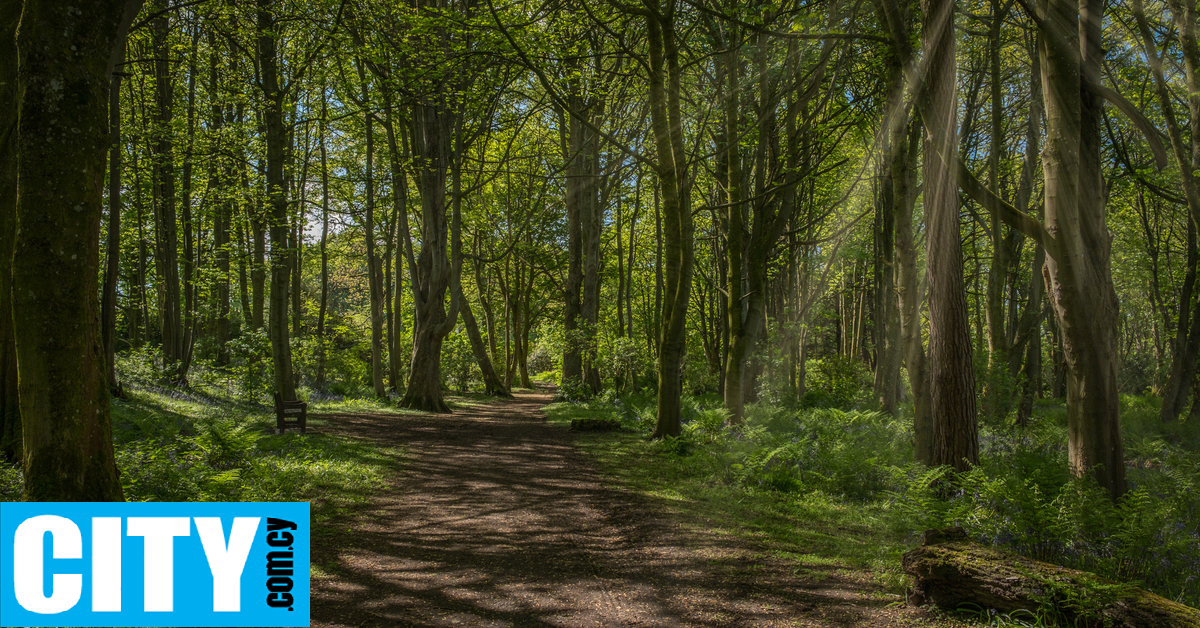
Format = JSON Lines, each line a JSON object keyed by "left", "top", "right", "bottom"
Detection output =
{"left": 309, "top": 390, "right": 947, "bottom": 627}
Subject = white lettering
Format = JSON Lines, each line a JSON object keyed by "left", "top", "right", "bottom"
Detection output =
{"left": 126, "top": 517, "right": 190, "bottom": 612}
{"left": 194, "top": 517, "right": 260, "bottom": 612}
{"left": 13, "top": 515, "right": 82, "bottom": 614}
{"left": 91, "top": 517, "right": 121, "bottom": 612}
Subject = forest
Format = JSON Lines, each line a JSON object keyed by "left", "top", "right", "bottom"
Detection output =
{"left": 2, "top": 0, "right": 1200, "bottom": 624}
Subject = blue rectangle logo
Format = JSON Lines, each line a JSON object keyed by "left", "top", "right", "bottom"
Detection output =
{"left": 0, "top": 502, "right": 309, "bottom": 627}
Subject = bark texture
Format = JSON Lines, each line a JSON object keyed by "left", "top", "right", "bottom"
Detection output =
{"left": 1039, "top": 0, "right": 1126, "bottom": 500}
{"left": 923, "top": 0, "right": 978, "bottom": 472}
{"left": 13, "top": 0, "right": 136, "bottom": 500}
{"left": 152, "top": 4, "right": 183, "bottom": 378}
{"left": 645, "top": 0, "right": 694, "bottom": 439}
{"left": 400, "top": 98, "right": 458, "bottom": 414}
{"left": 560, "top": 66, "right": 603, "bottom": 394}
{"left": 257, "top": 0, "right": 297, "bottom": 401}
{"left": 1, "top": 1, "right": 22, "bottom": 462}
{"left": 874, "top": 0, "right": 933, "bottom": 463}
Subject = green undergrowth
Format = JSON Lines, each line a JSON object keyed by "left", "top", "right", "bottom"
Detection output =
{"left": 546, "top": 392, "right": 1200, "bottom": 620}
{"left": 0, "top": 382, "right": 402, "bottom": 526}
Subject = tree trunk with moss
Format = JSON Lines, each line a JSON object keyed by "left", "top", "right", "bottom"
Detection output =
{"left": 0, "top": 0, "right": 21, "bottom": 463}
{"left": 152, "top": 3, "right": 183, "bottom": 380}
{"left": 358, "top": 65, "right": 386, "bottom": 399}
{"left": 13, "top": 0, "right": 139, "bottom": 501}
{"left": 1038, "top": 0, "right": 1126, "bottom": 500}
{"left": 644, "top": 0, "right": 693, "bottom": 440}
{"left": 257, "top": 0, "right": 297, "bottom": 401}
{"left": 401, "top": 99, "right": 459, "bottom": 413}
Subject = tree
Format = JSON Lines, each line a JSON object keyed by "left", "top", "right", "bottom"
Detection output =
{"left": 875, "top": 0, "right": 933, "bottom": 462}
{"left": 1035, "top": 0, "right": 1126, "bottom": 500}
{"left": 717, "top": 2, "right": 840, "bottom": 424}
{"left": 1128, "top": 0, "right": 1200, "bottom": 422}
{"left": 0, "top": 0, "right": 21, "bottom": 463}
{"left": 641, "top": 0, "right": 694, "bottom": 439}
{"left": 252, "top": 0, "right": 337, "bottom": 401}
{"left": 11, "top": 0, "right": 140, "bottom": 500}
{"left": 152, "top": 0, "right": 185, "bottom": 381}
{"left": 923, "top": 0, "right": 978, "bottom": 472}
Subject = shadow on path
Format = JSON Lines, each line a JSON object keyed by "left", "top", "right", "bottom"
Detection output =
{"left": 310, "top": 389, "right": 947, "bottom": 628}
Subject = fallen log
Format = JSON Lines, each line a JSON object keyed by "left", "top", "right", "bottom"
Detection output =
{"left": 902, "top": 527, "right": 1200, "bottom": 628}
{"left": 569, "top": 417, "right": 621, "bottom": 432}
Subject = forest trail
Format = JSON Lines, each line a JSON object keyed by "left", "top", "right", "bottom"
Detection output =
{"left": 309, "top": 388, "right": 951, "bottom": 628}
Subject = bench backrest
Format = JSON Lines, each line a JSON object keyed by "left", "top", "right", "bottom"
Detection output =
{"left": 273, "top": 393, "right": 308, "bottom": 434}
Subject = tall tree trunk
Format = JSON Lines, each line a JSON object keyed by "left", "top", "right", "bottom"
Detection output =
{"left": 982, "top": 0, "right": 1012, "bottom": 420}
{"left": 876, "top": 0, "right": 933, "bottom": 462}
{"left": 627, "top": 175, "right": 639, "bottom": 345}
{"left": 400, "top": 98, "right": 458, "bottom": 413}
{"left": 257, "top": 0, "right": 297, "bottom": 401}
{"left": 383, "top": 101, "right": 413, "bottom": 393}
{"left": 1039, "top": 0, "right": 1126, "bottom": 500}
{"left": 519, "top": 259, "right": 534, "bottom": 388}
{"left": 580, "top": 100, "right": 604, "bottom": 394}
{"left": 616, "top": 202, "right": 625, "bottom": 339}
{"left": 102, "top": 41, "right": 125, "bottom": 392}
{"left": 0, "top": 0, "right": 21, "bottom": 462}
{"left": 288, "top": 88, "right": 304, "bottom": 341}
{"left": 237, "top": 211, "right": 252, "bottom": 326}
{"left": 178, "top": 30, "right": 198, "bottom": 382}
{"left": 13, "top": 0, "right": 136, "bottom": 500}
{"left": 250, "top": 188, "right": 266, "bottom": 330}
{"left": 645, "top": 0, "right": 694, "bottom": 439}
{"left": 316, "top": 83, "right": 331, "bottom": 386}
{"left": 153, "top": 5, "right": 183, "bottom": 379}
{"left": 722, "top": 42, "right": 747, "bottom": 423}
{"left": 873, "top": 151, "right": 901, "bottom": 415}
{"left": 210, "top": 33, "right": 231, "bottom": 367}
{"left": 134, "top": 147, "right": 148, "bottom": 348}
{"left": 360, "top": 66, "right": 386, "bottom": 398}
{"left": 561, "top": 95, "right": 585, "bottom": 389}
{"left": 924, "top": 0, "right": 978, "bottom": 473}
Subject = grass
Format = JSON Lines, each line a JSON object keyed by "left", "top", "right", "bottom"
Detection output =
{"left": 111, "top": 383, "right": 402, "bottom": 526}
{"left": 544, "top": 397, "right": 921, "bottom": 594}
{"left": 545, "top": 391, "right": 1200, "bottom": 625}
{"left": 0, "top": 353, "right": 530, "bottom": 509}
{"left": 0, "top": 362, "right": 405, "bottom": 533}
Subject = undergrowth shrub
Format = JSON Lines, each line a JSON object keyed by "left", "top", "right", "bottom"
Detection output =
{"left": 0, "top": 383, "right": 401, "bottom": 524}
{"left": 554, "top": 376, "right": 593, "bottom": 402}
{"left": 800, "top": 356, "right": 871, "bottom": 408}
{"left": 0, "top": 462, "right": 22, "bottom": 500}
{"left": 576, "top": 391, "right": 1200, "bottom": 610}
{"left": 442, "top": 329, "right": 479, "bottom": 393}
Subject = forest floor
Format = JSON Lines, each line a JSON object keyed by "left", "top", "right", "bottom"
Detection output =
{"left": 308, "top": 387, "right": 969, "bottom": 628}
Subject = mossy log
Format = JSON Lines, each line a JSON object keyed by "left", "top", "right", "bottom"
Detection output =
{"left": 569, "top": 417, "right": 622, "bottom": 432}
{"left": 903, "top": 527, "right": 1200, "bottom": 628}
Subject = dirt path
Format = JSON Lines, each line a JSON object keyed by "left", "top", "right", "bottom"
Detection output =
{"left": 310, "top": 389, "right": 953, "bottom": 628}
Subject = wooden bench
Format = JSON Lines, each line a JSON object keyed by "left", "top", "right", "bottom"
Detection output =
{"left": 273, "top": 393, "right": 307, "bottom": 434}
